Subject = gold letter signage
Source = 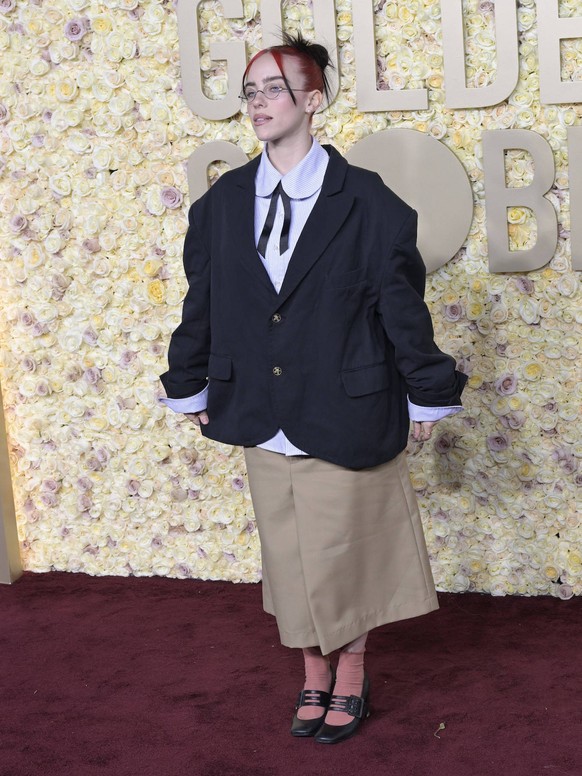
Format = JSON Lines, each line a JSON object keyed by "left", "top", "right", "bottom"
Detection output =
{"left": 177, "top": 0, "right": 246, "bottom": 121}
{"left": 346, "top": 129, "right": 473, "bottom": 272}
{"left": 483, "top": 130, "right": 558, "bottom": 273}
{"left": 177, "top": 1, "right": 582, "bottom": 274}
{"left": 441, "top": 0, "right": 519, "bottom": 109}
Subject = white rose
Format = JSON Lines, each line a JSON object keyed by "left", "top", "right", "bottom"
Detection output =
{"left": 29, "top": 59, "right": 50, "bottom": 77}
{"left": 92, "top": 81, "right": 113, "bottom": 102}
{"left": 67, "top": 132, "right": 92, "bottom": 154}
{"left": 48, "top": 173, "right": 72, "bottom": 197}
{"left": 145, "top": 189, "right": 165, "bottom": 216}
{"left": 44, "top": 231, "right": 62, "bottom": 253}
{"left": 109, "top": 91, "right": 134, "bottom": 116}
{"left": 92, "top": 145, "right": 113, "bottom": 170}
{"left": 55, "top": 76, "right": 78, "bottom": 102}
{"left": 518, "top": 299, "right": 541, "bottom": 325}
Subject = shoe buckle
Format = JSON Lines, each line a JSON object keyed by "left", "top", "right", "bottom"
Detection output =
{"left": 346, "top": 695, "right": 365, "bottom": 719}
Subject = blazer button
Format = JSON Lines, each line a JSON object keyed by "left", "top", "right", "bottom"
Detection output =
{"left": 272, "top": 366, "right": 283, "bottom": 376}
{"left": 272, "top": 313, "right": 282, "bottom": 323}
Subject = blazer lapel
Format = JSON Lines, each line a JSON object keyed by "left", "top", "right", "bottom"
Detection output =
{"left": 274, "top": 147, "right": 354, "bottom": 308}
{"left": 228, "top": 156, "right": 277, "bottom": 296}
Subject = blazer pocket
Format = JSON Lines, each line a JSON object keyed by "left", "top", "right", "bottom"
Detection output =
{"left": 208, "top": 354, "right": 232, "bottom": 381}
{"left": 327, "top": 266, "right": 366, "bottom": 289}
{"left": 341, "top": 362, "right": 390, "bottom": 397}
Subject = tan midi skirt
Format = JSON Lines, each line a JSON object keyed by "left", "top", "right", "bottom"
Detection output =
{"left": 244, "top": 447, "right": 438, "bottom": 655}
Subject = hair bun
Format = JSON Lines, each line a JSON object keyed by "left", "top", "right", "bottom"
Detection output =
{"left": 280, "top": 31, "right": 333, "bottom": 101}
{"left": 282, "top": 31, "right": 331, "bottom": 70}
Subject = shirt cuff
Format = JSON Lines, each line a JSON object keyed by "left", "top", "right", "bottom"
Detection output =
{"left": 407, "top": 399, "right": 462, "bottom": 422}
{"left": 160, "top": 386, "right": 208, "bottom": 414}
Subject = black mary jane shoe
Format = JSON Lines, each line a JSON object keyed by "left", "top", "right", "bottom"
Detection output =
{"left": 291, "top": 670, "right": 335, "bottom": 738}
{"left": 314, "top": 675, "right": 370, "bottom": 745}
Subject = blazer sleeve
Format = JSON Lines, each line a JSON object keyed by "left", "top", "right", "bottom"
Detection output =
{"left": 159, "top": 206, "right": 211, "bottom": 399}
{"left": 377, "top": 209, "right": 467, "bottom": 407}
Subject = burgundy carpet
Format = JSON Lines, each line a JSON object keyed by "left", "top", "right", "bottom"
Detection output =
{"left": 1, "top": 573, "right": 581, "bottom": 776}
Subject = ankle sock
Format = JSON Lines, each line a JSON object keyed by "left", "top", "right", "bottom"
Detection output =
{"left": 324, "top": 649, "right": 365, "bottom": 727}
{"left": 296, "top": 647, "right": 332, "bottom": 721}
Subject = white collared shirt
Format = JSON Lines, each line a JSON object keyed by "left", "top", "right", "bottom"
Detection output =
{"left": 254, "top": 136, "right": 328, "bottom": 293}
{"left": 162, "top": 138, "right": 460, "bottom": 453}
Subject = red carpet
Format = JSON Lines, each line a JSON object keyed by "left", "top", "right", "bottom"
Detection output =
{"left": 1, "top": 573, "right": 581, "bottom": 776}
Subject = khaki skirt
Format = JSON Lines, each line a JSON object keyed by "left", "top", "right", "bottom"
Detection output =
{"left": 243, "top": 447, "right": 438, "bottom": 655}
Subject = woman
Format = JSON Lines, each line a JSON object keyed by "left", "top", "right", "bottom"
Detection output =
{"left": 160, "top": 34, "right": 467, "bottom": 744}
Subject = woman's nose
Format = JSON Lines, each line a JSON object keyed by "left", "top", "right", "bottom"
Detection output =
{"left": 252, "top": 89, "right": 268, "bottom": 107}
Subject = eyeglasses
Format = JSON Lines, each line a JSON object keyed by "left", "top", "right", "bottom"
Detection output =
{"left": 239, "top": 84, "right": 310, "bottom": 103}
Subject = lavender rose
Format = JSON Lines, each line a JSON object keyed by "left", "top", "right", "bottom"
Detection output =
{"left": 10, "top": 214, "right": 27, "bottom": 233}
{"left": 19, "top": 311, "right": 36, "bottom": 329}
{"left": 119, "top": 349, "right": 137, "bottom": 368}
{"left": 83, "top": 326, "right": 98, "bottom": 345}
{"left": 83, "top": 367, "right": 101, "bottom": 385}
{"left": 40, "top": 492, "right": 59, "bottom": 508}
{"left": 514, "top": 276, "right": 535, "bottom": 294}
{"left": 94, "top": 447, "right": 110, "bottom": 465}
{"left": 178, "top": 449, "right": 198, "bottom": 465}
{"left": 494, "top": 373, "right": 518, "bottom": 395}
{"left": 85, "top": 455, "right": 103, "bottom": 472}
{"left": 0, "top": 0, "right": 16, "bottom": 14}
{"left": 64, "top": 18, "right": 87, "bottom": 41}
{"left": 487, "top": 433, "right": 509, "bottom": 452}
{"left": 502, "top": 412, "right": 526, "bottom": 430}
{"left": 77, "top": 476, "right": 93, "bottom": 491}
{"left": 444, "top": 303, "right": 464, "bottom": 322}
{"left": 190, "top": 461, "right": 205, "bottom": 475}
{"left": 127, "top": 479, "right": 140, "bottom": 496}
{"left": 21, "top": 356, "right": 36, "bottom": 372}
{"left": 41, "top": 479, "right": 61, "bottom": 493}
{"left": 434, "top": 432, "right": 456, "bottom": 455}
{"left": 558, "top": 585, "right": 574, "bottom": 601}
{"left": 160, "top": 186, "right": 183, "bottom": 209}
{"left": 170, "top": 486, "right": 188, "bottom": 502}
{"left": 82, "top": 237, "right": 100, "bottom": 253}
{"left": 77, "top": 494, "right": 92, "bottom": 512}
{"left": 560, "top": 457, "right": 578, "bottom": 475}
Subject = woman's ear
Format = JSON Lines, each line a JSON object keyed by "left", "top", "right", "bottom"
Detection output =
{"left": 306, "top": 90, "right": 323, "bottom": 114}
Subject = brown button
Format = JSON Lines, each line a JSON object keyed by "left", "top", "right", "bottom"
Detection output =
{"left": 272, "top": 313, "right": 282, "bottom": 323}
{"left": 272, "top": 366, "right": 283, "bottom": 376}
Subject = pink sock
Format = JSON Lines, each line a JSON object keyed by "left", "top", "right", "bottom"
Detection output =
{"left": 324, "top": 642, "right": 366, "bottom": 727}
{"left": 296, "top": 647, "right": 332, "bottom": 721}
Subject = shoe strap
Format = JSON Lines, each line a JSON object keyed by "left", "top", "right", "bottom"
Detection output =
{"left": 328, "top": 692, "right": 367, "bottom": 719}
{"left": 295, "top": 689, "right": 332, "bottom": 710}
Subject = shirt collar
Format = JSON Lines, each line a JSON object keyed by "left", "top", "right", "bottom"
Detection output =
{"left": 255, "top": 138, "right": 329, "bottom": 200}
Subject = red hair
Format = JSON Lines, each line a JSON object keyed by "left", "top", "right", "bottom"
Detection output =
{"left": 243, "top": 46, "right": 325, "bottom": 97}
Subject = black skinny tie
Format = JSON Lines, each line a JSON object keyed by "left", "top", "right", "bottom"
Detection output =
{"left": 257, "top": 181, "right": 292, "bottom": 257}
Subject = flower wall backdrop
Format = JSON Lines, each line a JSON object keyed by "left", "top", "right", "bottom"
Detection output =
{"left": 0, "top": 0, "right": 580, "bottom": 595}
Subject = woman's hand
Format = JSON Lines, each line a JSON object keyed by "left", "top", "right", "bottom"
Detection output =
{"left": 185, "top": 411, "right": 209, "bottom": 426}
{"left": 412, "top": 421, "right": 436, "bottom": 441}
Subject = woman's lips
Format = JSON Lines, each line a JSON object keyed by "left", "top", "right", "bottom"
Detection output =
{"left": 253, "top": 115, "right": 272, "bottom": 125}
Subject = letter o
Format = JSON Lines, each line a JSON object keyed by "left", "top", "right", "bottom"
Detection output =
{"left": 186, "top": 141, "right": 248, "bottom": 202}
{"left": 346, "top": 129, "right": 473, "bottom": 272}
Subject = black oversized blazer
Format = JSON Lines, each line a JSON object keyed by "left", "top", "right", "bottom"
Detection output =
{"left": 160, "top": 145, "right": 467, "bottom": 470}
